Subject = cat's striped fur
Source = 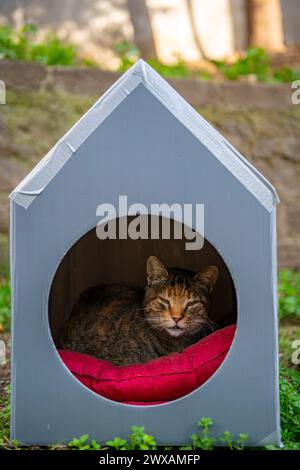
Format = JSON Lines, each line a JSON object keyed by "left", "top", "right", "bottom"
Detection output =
{"left": 58, "top": 256, "right": 219, "bottom": 366}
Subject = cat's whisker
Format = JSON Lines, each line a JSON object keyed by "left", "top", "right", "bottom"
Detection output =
{"left": 141, "top": 316, "right": 167, "bottom": 332}
{"left": 203, "top": 318, "right": 218, "bottom": 332}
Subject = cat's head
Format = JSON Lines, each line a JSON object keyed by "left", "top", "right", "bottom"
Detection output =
{"left": 144, "top": 256, "right": 219, "bottom": 338}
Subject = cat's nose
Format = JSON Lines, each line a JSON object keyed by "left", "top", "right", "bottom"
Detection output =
{"left": 171, "top": 311, "right": 184, "bottom": 323}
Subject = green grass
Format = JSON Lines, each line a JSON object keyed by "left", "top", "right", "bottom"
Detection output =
{"left": 1, "top": 26, "right": 298, "bottom": 83}
{"left": 0, "top": 385, "right": 10, "bottom": 449}
{"left": 278, "top": 269, "right": 300, "bottom": 369}
{"left": 212, "top": 47, "right": 270, "bottom": 82}
{"left": 212, "top": 47, "right": 300, "bottom": 84}
{"left": 278, "top": 368, "right": 300, "bottom": 450}
{"left": 0, "top": 276, "right": 10, "bottom": 332}
{"left": 115, "top": 41, "right": 300, "bottom": 84}
{"left": 0, "top": 24, "right": 96, "bottom": 67}
{"left": 279, "top": 321, "right": 300, "bottom": 368}
{"left": 278, "top": 270, "right": 300, "bottom": 320}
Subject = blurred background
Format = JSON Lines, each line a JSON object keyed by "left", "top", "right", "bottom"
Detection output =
{"left": 0, "top": 0, "right": 299, "bottom": 69}
{"left": 0, "top": 0, "right": 300, "bottom": 449}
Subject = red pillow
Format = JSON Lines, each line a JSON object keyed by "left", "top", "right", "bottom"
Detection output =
{"left": 59, "top": 324, "right": 236, "bottom": 405}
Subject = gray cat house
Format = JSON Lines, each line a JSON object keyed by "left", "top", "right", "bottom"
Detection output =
{"left": 10, "top": 60, "right": 281, "bottom": 446}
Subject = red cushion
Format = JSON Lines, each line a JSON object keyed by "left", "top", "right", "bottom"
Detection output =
{"left": 59, "top": 324, "right": 236, "bottom": 405}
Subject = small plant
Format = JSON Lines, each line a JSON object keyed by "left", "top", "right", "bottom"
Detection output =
{"left": 278, "top": 270, "right": 300, "bottom": 320}
{"left": 68, "top": 426, "right": 157, "bottom": 450}
{"left": 105, "top": 436, "right": 128, "bottom": 450}
{"left": 220, "top": 431, "right": 249, "bottom": 450}
{"left": 186, "top": 417, "right": 248, "bottom": 450}
{"left": 68, "top": 434, "right": 101, "bottom": 450}
{"left": 106, "top": 426, "right": 157, "bottom": 450}
{"left": 190, "top": 417, "right": 215, "bottom": 450}
{"left": 3, "top": 379, "right": 300, "bottom": 451}
{"left": 0, "top": 277, "right": 10, "bottom": 332}
{"left": 128, "top": 425, "right": 157, "bottom": 450}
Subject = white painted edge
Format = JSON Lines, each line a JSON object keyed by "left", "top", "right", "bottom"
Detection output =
{"left": 10, "top": 59, "right": 279, "bottom": 211}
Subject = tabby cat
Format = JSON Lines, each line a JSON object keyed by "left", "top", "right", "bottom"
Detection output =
{"left": 58, "top": 256, "right": 219, "bottom": 366}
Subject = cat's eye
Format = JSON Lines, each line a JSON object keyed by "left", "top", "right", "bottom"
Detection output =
{"left": 185, "top": 301, "right": 199, "bottom": 309}
{"left": 159, "top": 296, "right": 170, "bottom": 307}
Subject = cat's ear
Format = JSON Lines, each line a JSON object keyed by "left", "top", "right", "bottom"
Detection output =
{"left": 146, "top": 256, "right": 169, "bottom": 285}
{"left": 194, "top": 265, "right": 219, "bottom": 293}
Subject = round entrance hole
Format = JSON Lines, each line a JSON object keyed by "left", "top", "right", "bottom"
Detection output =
{"left": 49, "top": 216, "right": 237, "bottom": 405}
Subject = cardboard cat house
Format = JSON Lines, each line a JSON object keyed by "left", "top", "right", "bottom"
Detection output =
{"left": 10, "top": 60, "right": 281, "bottom": 446}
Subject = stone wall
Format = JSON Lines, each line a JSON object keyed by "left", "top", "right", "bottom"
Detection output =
{"left": 0, "top": 61, "right": 299, "bottom": 272}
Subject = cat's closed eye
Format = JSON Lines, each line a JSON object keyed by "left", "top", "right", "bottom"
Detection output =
{"left": 185, "top": 301, "right": 200, "bottom": 310}
{"left": 159, "top": 296, "right": 170, "bottom": 307}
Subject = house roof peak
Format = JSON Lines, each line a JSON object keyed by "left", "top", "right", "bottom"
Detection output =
{"left": 11, "top": 60, "right": 279, "bottom": 211}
